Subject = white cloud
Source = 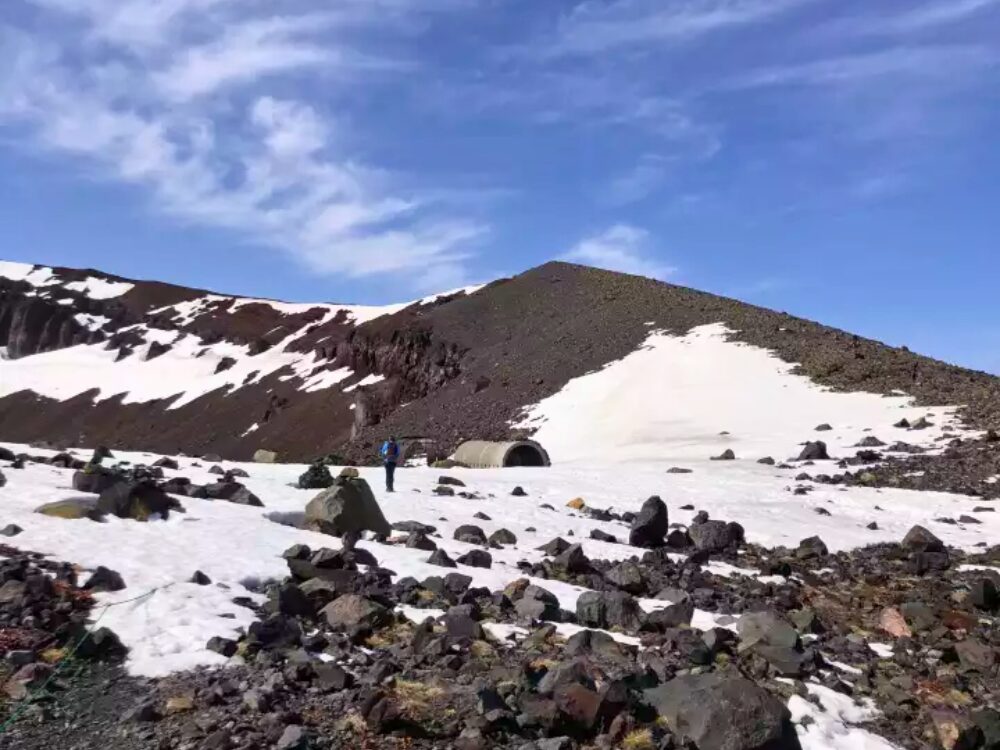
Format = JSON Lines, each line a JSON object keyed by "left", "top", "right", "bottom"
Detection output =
{"left": 1, "top": 1, "right": 483, "bottom": 285}
{"left": 826, "top": 0, "right": 1000, "bottom": 37}
{"left": 543, "top": 0, "right": 816, "bottom": 57}
{"left": 153, "top": 15, "right": 338, "bottom": 101}
{"left": 729, "top": 45, "right": 997, "bottom": 88}
{"left": 562, "top": 224, "right": 675, "bottom": 280}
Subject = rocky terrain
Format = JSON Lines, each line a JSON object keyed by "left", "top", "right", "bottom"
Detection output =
{"left": 3, "top": 260, "right": 1000, "bottom": 497}
{"left": 0, "top": 452, "right": 998, "bottom": 750}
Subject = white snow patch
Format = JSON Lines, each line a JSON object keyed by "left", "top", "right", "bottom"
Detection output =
{"left": 789, "top": 682, "right": 899, "bottom": 750}
{"left": 0, "top": 261, "right": 56, "bottom": 286}
{"left": 869, "top": 643, "right": 894, "bottom": 658}
{"left": 344, "top": 373, "right": 386, "bottom": 392}
{"left": 74, "top": 313, "right": 111, "bottom": 330}
{"left": 959, "top": 564, "right": 1000, "bottom": 574}
{"left": 64, "top": 276, "right": 134, "bottom": 299}
{"left": 518, "top": 323, "right": 967, "bottom": 464}
{"left": 241, "top": 423, "right": 260, "bottom": 437}
{"left": 418, "top": 284, "right": 486, "bottom": 305}
{"left": 302, "top": 367, "right": 354, "bottom": 394}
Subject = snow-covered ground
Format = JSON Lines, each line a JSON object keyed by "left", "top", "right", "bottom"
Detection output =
{"left": 1, "top": 441, "right": 995, "bottom": 680}
{"left": 520, "top": 323, "right": 968, "bottom": 463}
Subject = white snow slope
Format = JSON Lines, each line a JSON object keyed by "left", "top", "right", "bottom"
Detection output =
{"left": 0, "top": 262, "right": 481, "bottom": 414}
{"left": 519, "top": 323, "right": 968, "bottom": 463}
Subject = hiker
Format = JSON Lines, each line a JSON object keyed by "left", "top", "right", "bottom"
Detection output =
{"left": 380, "top": 436, "right": 401, "bottom": 492}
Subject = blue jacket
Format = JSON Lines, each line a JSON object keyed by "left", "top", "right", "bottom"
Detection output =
{"left": 380, "top": 440, "right": 400, "bottom": 463}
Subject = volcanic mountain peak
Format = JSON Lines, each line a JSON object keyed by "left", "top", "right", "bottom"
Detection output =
{"left": 1, "top": 259, "right": 999, "bottom": 483}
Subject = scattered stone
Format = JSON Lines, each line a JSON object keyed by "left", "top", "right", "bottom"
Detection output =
{"left": 689, "top": 519, "right": 744, "bottom": 553}
{"left": 427, "top": 549, "right": 458, "bottom": 568}
{"left": 34, "top": 497, "right": 103, "bottom": 521}
{"left": 576, "top": 591, "right": 643, "bottom": 631}
{"left": 711, "top": 449, "right": 736, "bottom": 461}
{"left": 644, "top": 672, "right": 793, "bottom": 750}
{"left": 83, "top": 566, "right": 126, "bottom": 593}
{"left": 797, "top": 441, "right": 830, "bottom": 461}
{"left": 589, "top": 529, "right": 617, "bottom": 543}
{"left": 795, "top": 535, "right": 828, "bottom": 559}
{"left": 297, "top": 462, "right": 334, "bottom": 490}
{"left": 511, "top": 486, "right": 527, "bottom": 496}
{"left": 321, "top": 594, "right": 391, "bottom": 631}
{"left": 457, "top": 550, "right": 493, "bottom": 568}
{"left": 629, "top": 496, "right": 668, "bottom": 548}
{"left": 554, "top": 543, "right": 590, "bottom": 573}
{"left": 489, "top": 528, "right": 518, "bottom": 546}
{"left": 304, "top": 477, "right": 390, "bottom": 537}
{"left": 453, "top": 525, "right": 487, "bottom": 545}
{"left": 538, "top": 537, "right": 571, "bottom": 556}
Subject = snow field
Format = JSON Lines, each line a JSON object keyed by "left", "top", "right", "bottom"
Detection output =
{"left": 520, "top": 323, "right": 968, "bottom": 464}
{"left": 3, "top": 444, "right": 995, "bottom": 749}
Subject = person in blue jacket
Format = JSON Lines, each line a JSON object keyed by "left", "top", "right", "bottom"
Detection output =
{"left": 379, "top": 436, "right": 401, "bottom": 492}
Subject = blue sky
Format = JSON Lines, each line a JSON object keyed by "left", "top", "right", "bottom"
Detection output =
{"left": 1, "top": 0, "right": 999, "bottom": 372}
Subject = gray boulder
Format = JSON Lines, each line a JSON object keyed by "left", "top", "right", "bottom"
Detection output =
{"left": 203, "top": 482, "right": 263, "bottom": 507}
{"left": 644, "top": 672, "right": 793, "bottom": 750}
{"left": 737, "top": 610, "right": 800, "bottom": 651}
{"left": 34, "top": 497, "right": 104, "bottom": 521}
{"left": 554, "top": 543, "right": 590, "bottom": 573}
{"left": 515, "top": 585, "right": 561, "bottom": 622}
{"left": 604, "top": 561, "right": 646, "bottom": 595}
{"left": 304, "top": 477, "right": 390, "bottom": 537}
{"left": 797, "top": 441, "right": 829, "bottom": 461}
{"left": 321, "top": 595, "right": 392, "bottom": 631}
{"left": 576, "top": 591, "right": 643, "bottom": 631}
{"left": 629, "top": 496, "right": 668, "bottom": 548}
{"left": 72, "top": 469, "right": 124, "bottom": 495}
{"left": 689, "top": 520, "right": 744, "bottom": 553}
{"left": 488, "top": 528, "right": 518, "bottom": 546}
{"left": 902, "top": 524, "right": 945, "bottom": 552}
{"left": 97, "top": 482, "right": 178, "bottom": 521}
{"left": 297, "top": 463, "right": 334, "bottom": 490}
{"left": 453, "top": 525, "right": 487, "bottom": 545}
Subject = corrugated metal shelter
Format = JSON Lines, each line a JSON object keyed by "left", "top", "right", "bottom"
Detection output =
{"left": 452, "top": 440, "right": 550, "bottom": 468}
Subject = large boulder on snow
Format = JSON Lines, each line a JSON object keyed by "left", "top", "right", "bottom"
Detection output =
{"left": 72, "top": 469, "right": 124, "bottom": 495}
{"left": 304, "top": 477, "right": 390, "bottom": 537}
{"left": 97, "top": 481, "right": 180, "bottom": 521}
{"left": 253, "top": 449, "right": 278, "bottom": 464}
{"left": 689, "top": 519, "right": 744, "bottom": 553}
{"left": 629, "top": 496, "right": 668, "bottom": 548}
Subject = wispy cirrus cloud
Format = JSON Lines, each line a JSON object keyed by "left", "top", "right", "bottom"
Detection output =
{"left": 540, "top": 0, "right": 817, "bottom": 57}
{"left": 562, "top": 224, "right": 676, "bottom": 280}
{"left": 0, "top": 0, "right": 483, "bottom": 287}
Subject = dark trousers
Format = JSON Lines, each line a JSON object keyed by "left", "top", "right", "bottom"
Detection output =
{"left": 384, "top": 462, "right": 396, "bottom": 491}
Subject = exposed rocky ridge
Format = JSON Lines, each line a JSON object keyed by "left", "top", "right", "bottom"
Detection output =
{"left": 2, "top": 262, "right": 1000, "bottom": 482}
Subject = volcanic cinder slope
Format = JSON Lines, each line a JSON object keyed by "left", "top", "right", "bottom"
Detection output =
{"left": 2, "top": 259, "right": 1000, "bottom": 492}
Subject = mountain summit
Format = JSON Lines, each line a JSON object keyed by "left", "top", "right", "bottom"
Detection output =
{"left": 1, "top": 259, "right": 998, "bottom": 492}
